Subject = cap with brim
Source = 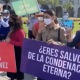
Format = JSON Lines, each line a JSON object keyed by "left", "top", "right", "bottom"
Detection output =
{"left": 37, "top": 12, "right": 44, "bottom": 17}
{"left": 1, "top": 10, "right": 9, "bottom": 14}
{"left": 40, "top": 8, "right": 46, "bottom": 12}
{"left": 44, "top": 9, "right": 55, "bottom": 16}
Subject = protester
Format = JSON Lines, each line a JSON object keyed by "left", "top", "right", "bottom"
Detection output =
{"left": 27, "top": 13, "right": 38, "bottom": 39}
{"left": 1, "top": 9, "right": 10, "bottom": 18}
{"left": 32, "top": 12, "right": 45, "bottom": 38}
{"left": 36, "top": 10, "right": 67, "bottom": 80}
{"left": 36, "top": 10, "right": 67, "bottom": 45}
{"left": 67, "top": 29, "right": 80, "bottom": 49}
{"left": 4, "top": 14, "right": 26, "bottom": 80}
{"left": 0, "top": 10, "right": 10, "bottom": 40}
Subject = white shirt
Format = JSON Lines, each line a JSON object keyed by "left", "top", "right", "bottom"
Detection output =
{"left": 0, "top": 16, "right": 9, "bottom": 27}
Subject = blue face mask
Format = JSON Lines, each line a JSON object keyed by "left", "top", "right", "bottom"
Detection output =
{"left": 63, "top": 15, "right": 68, "bottom": 20}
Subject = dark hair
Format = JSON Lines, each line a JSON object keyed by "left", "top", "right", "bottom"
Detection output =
{"left": 44, "top": 10, "right": 55, "bottom": 16}
{"left": 9, "top": 10, "right": 16, "bottom": 15}
{"left": 54, "top": 16, "right": 58, "bottom": 24}
{"left": 9, "top": 14, "right": 22, "bottom": 33}
{"left": 44, "top": 10, "right": 58, "bottom": 24}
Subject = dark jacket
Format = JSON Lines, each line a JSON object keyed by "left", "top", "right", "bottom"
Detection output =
{"left": 67, "top": 30, "right": 80, "bottom": 49}
{"left": 0, "top": 18, "right": 10, "bottom": 36}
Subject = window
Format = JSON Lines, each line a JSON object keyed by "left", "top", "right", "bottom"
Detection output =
{"left": 69, "top": 0, "right": 74, "bottom": 5}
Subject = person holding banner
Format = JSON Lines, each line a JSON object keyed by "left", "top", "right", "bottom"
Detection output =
{"left": 36, "top": 10, "right": 67, "bottom": 80}
{"left": 4, "top": 14, "right": 26, "bottom": 80}
{"left": 36, "top": 10, "right": 67, "bottom": 45}
{"left": 27, "top": 13, "right": 38, "bottom": 39}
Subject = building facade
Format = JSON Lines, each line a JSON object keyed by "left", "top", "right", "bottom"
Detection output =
{"left": 59, "top": 0, "right": 80, "bottom": 17}
{"left": 0, "top": 0, "right": 80, "bottom": 17}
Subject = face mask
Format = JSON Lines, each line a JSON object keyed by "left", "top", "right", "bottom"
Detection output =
{"left": 63, "top": 15, "right": 68, "bottom": 20}
{"left": 38, "top": 17, "right": 44, "bottom": 21}
{"left": 44, "top": 18, "right": 52, "bottom": 25}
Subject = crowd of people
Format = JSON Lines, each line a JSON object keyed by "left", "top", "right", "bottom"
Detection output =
{"left": 0, "top": 8, "right": 80, "bottom": 80}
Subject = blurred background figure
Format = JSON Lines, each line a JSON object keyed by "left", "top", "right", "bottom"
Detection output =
{"left": 0, "top": 10, "right": 10, "bottom": 41}
{"left": 32, "top": 12, "right": 45, "bottom": 38}
{"left": 62, "top": 12, "right": 69, "bottom": 20}
{"left": 59, "top": 11, "right": 74, "bottom": 37}
{"left": 1, "top": 9, "right": 10, "bottom": 20}
{"left": 59, "top": 12, "right": 69, "bottom": 27}
{"left": 27, "top": 13, "right": 38, "bottom": 39}
{"left": 67, "top": 29, "right": 80, "bottom": 49}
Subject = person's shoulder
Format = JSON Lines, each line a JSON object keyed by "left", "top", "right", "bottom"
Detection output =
{"left": 16, "top": 28, "right": 25, "bottom": 34}
{"left": 15, "top": 29, "right": 25, "bottom": 38}
{"left": 38, "top": 25, "right": 47, "bottom": 34}
{"left": 41, "top": 25, "right": 47, "bottom": 30}
{"left": 56, "top": 23, "right": 65, "bottom": 31}
{"left": 60, "top": 27, "right": 65, "bottom": 31}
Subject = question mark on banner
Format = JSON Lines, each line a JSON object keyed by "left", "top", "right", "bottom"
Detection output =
{"left": 68, "top": 72, "right": 72, "bottom": 79}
